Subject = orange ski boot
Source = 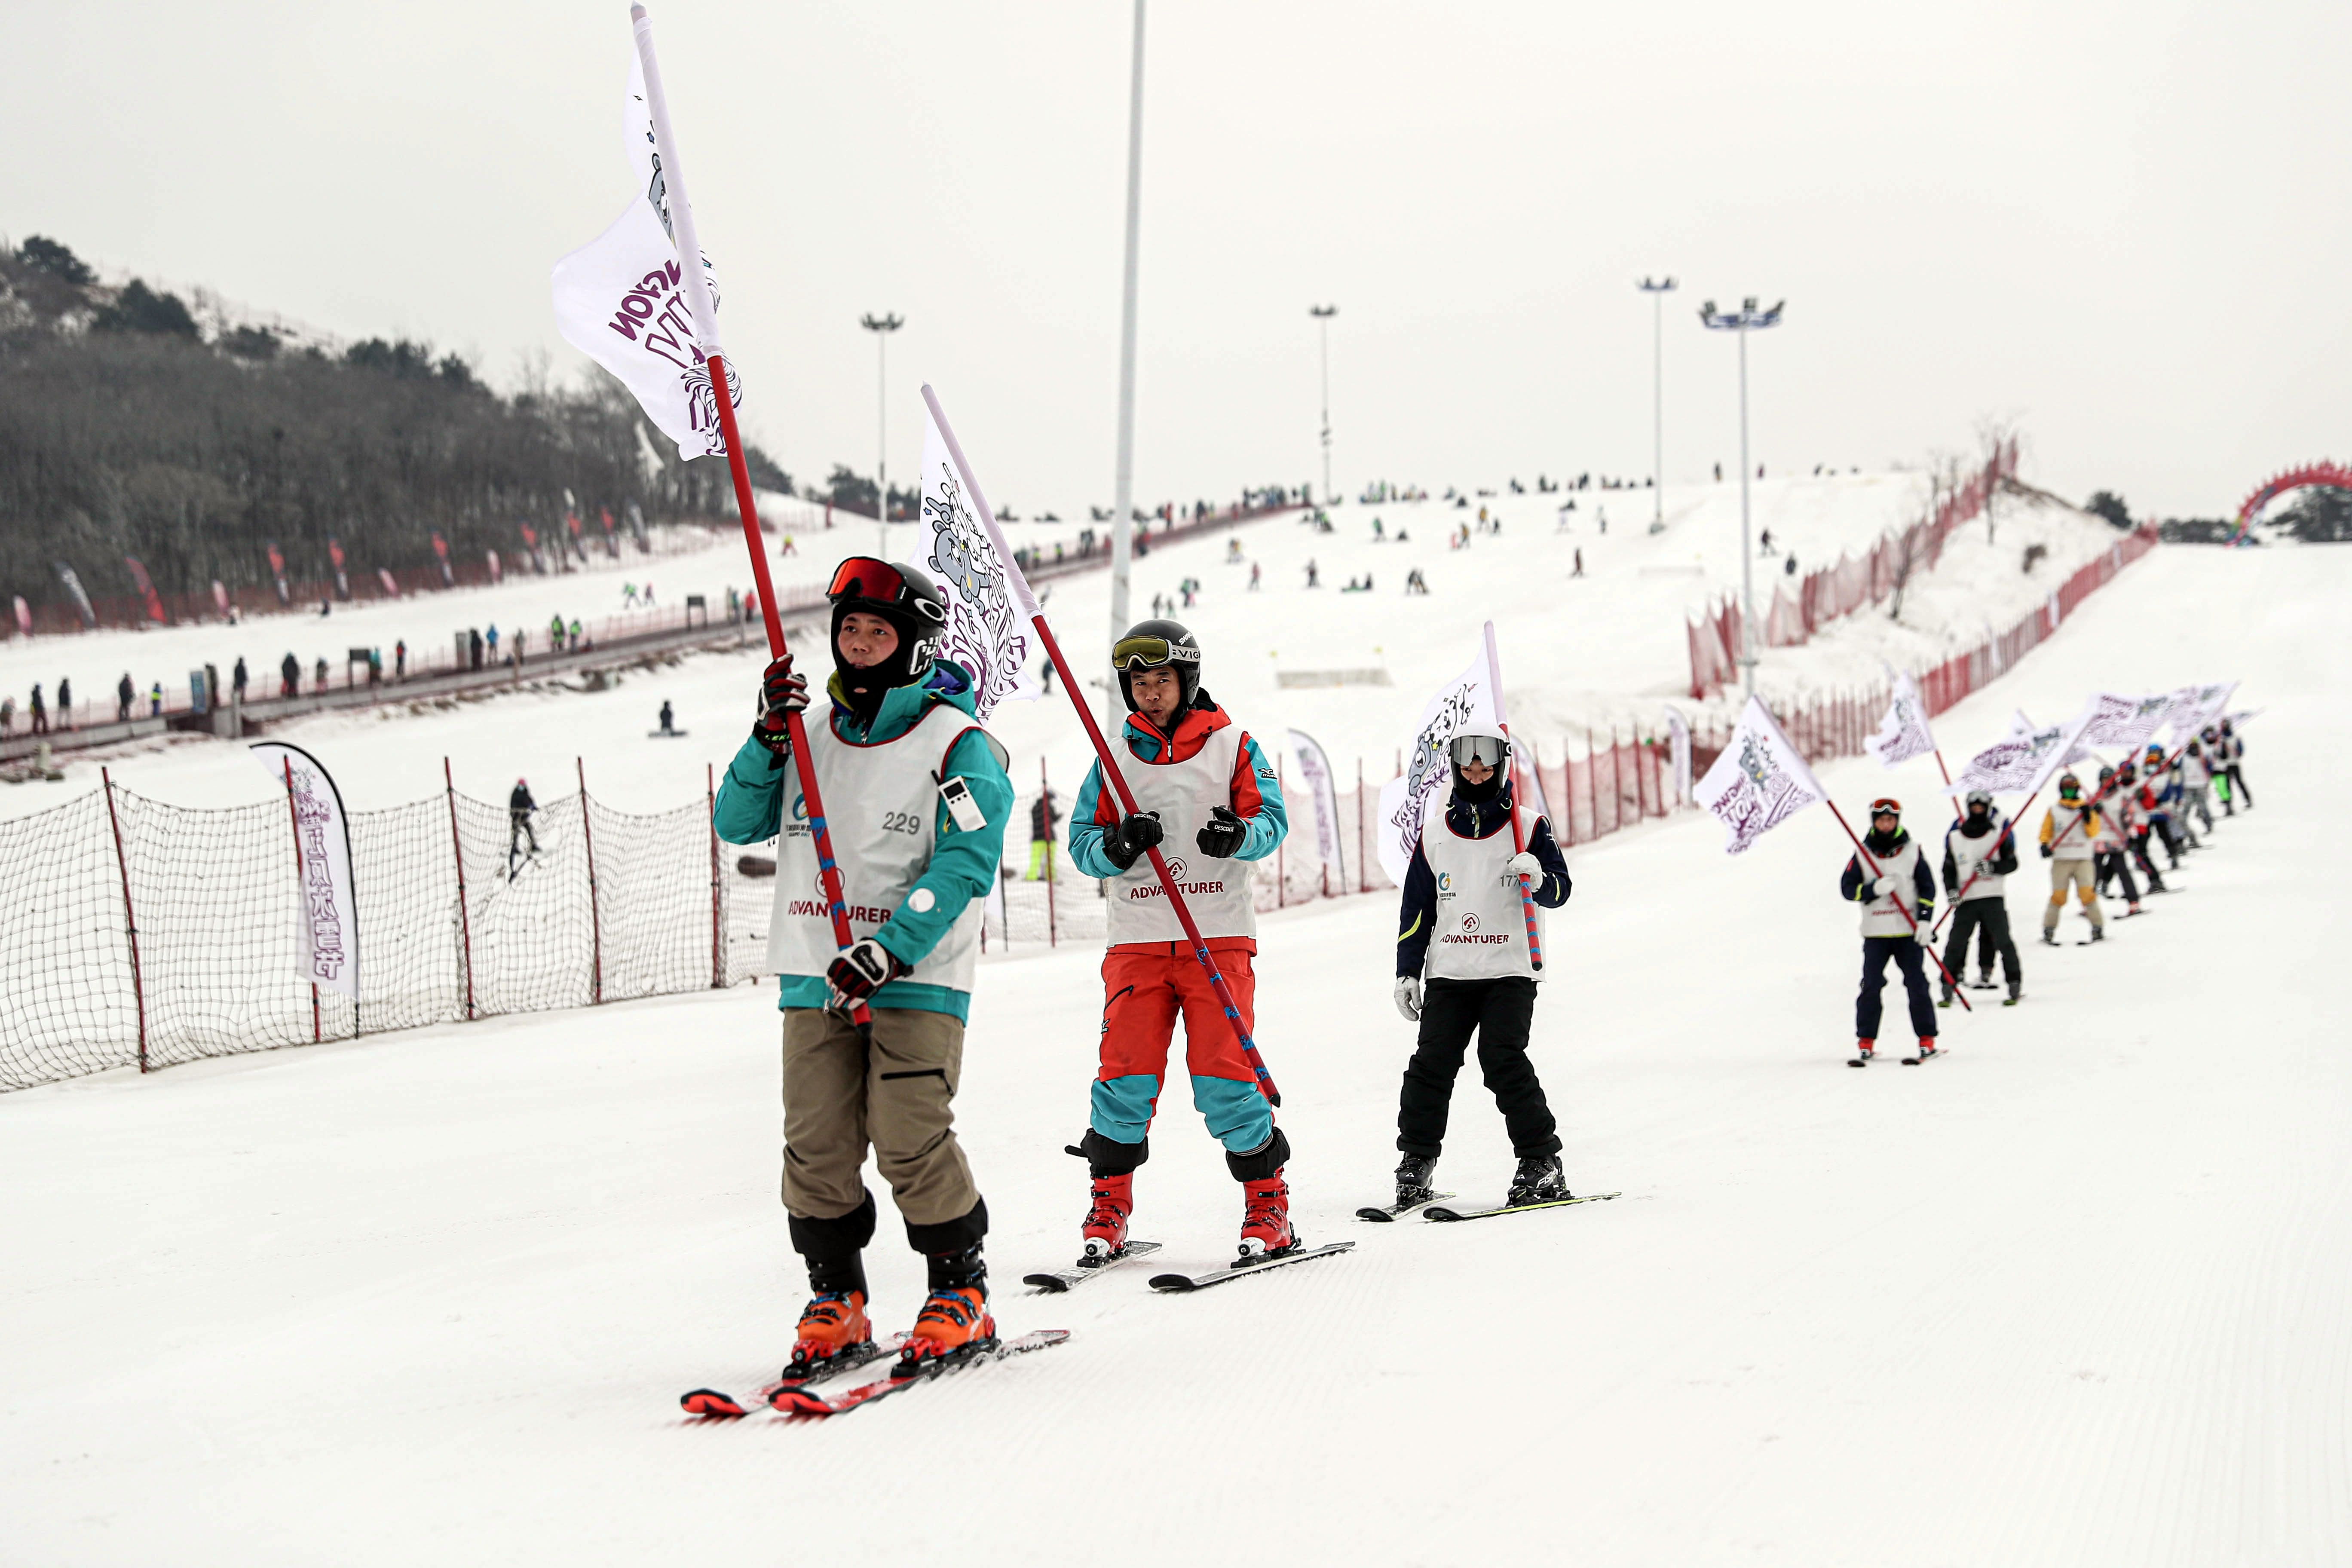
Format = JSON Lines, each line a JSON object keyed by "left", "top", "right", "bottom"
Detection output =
{"left": 898, "top": 1245, "right": 996, "bottom": 1372}
{"left": 1848, "top": 1038, "right": 1875, "bottom": 1068}
{"left": 784, "top": 1290, "right": 872, "bottom": 1377}
{"left": 1081, "top": 1173, "right": 1133, "bottom": 1261}
{"left": 1237, "top": 1173, "right": 1295, "bottom": 1259}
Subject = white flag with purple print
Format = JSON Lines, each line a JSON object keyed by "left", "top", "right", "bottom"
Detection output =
{"left": 551, "top": 52, "right": 738, "bottom": 460}
{"left": 2166, "top": 681, "right": 2238, "bottom": 744}
{"left": 251, "top": 742, "right": 360, "bottom": 999}
{"left": 2078, "top": 691, "right": 2175, "bottom": 753}
{"left": 1375, "top": 645, "right": 1497, "bottom": 885}
{"left": 1867, "top": 671, "right": 1937, "bottom": 769}
{"left": 1285, "top": 729, "right": 1346, "bottom": 872}
{"left": 1694, "top": 697, "right": 1829, "bottom": 855}
{"left": 915, "top": 408, "right": 1038, "bottom": 723}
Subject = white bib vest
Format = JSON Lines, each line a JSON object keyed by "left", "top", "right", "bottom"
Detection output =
{"left": 1946, "top": 816, "right": 2012, "bottom": 901}
{"left": 1856, "top": 837, "right": 1926, "bottom": 937}
{"left": 1420, "top": 818, "right": 1545, "bottom": 981}
{"left": 2046, "top": 804, "right": 2097, "bottom": 863}
{"left": 768, "top": 705, "right": 998, "bottom": 992}
{"left": 1102, "top": 725, "right": 1258, "bottom": 945}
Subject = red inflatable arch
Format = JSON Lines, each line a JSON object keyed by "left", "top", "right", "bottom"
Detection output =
{"left": 2230, "top": 461, "right": 2352, "bottom": 544}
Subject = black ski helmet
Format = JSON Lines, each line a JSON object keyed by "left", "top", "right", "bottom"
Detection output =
{"left": 1112, "top": 619, "right": 1201, "bottom": 712}
{"left": 826, "top": 556, "right": 947, "bottom": 696}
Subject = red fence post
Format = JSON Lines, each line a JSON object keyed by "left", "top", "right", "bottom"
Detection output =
{"left": 578, "top": 756, "right": 603, "bottom": 1005}
{"left": 708, "top": 762, "right": 723, "bottom": 990}
{"left": 1586, "top": 727, "right": 1601, "bottom": 841}
{"left": 101, "top": 767, "right": 149, "bottom": 1073}
{"left": 1356, "top": 757, "right": 1369, "bottom": 894}
{"left": 445, "top": 757, "right": 477, "bottom": 1020}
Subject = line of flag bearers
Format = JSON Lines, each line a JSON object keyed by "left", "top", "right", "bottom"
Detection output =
{"left": 711, "top": 556, "right": 1598, "bottom": 1387}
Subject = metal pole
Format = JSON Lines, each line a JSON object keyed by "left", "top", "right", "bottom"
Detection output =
{"left": 708, "top": 761, "right": 723, "bottom": 989}
{"left": 1654, "top": 288, "right": 1664, "bottom": 527}
{"left": 1041, "top": 755, "right": 1057, "bottom": 947}
{"left": 1311, "top": 305, "right": 1337, "bottom": 505}
{"left": 861, "top": 313, "right": 904, "bottom": 559}
{"left": 1109, "top": 0, "right": 1147, "bottom": 660}
{"left": 1737, "top": 320, "right": 1755, "bottom": 699}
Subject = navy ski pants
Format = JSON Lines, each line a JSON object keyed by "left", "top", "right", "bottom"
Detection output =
{"left": 1856, "top": 936, "right": 1938, "bottom": 1042}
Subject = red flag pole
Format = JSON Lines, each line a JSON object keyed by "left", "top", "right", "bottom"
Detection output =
{"left": 1480, "top": 621, "right": 1544, "bottom": 971}
{"left": 1822, "top": 799, "right": 1972, "bottom": 1009}
{"left": 632, "top": 6, "right": 867, "bottom": 1030}
{"left": 922, "top": 383, "right": 1278, "bottom": 1104}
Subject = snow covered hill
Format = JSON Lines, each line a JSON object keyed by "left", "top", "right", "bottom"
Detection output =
{"left": 0, "top": 542, "right": 2337, "bottom": 1567}
{"left": 0, "top": 463, "right": 2121, "bottom": 827}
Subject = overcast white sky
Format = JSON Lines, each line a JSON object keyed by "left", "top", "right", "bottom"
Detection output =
{"left": 6, "top": 0, "right": 2346, "bottom": 521}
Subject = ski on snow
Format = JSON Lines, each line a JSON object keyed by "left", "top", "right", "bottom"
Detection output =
{"left": 1355, "top": 1193, "right": 1456, "bottom": 1223}
{"left": 680, "top": 1332, "right": 911, "bottom": 1418}
{"left": 770, "top": 1330, "right": 1072, "bottom": 1419}
{"left": 1902, "top": 1045, "right": 1944, "bottom": 1066}
{"left": 1021, "top": 1240, "right": 1162, "bottom": 1293}
{"left": 1148, "top": 1240, "right": 1355, "bottom": 1292}
{"left": 1423, "top": 1192, "right": 1621, "bottom": 1222}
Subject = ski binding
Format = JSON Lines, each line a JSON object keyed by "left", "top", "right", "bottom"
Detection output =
{"left": 1424, "top": 1191, "right": 1621, "bottom": 1222}
{"left": 1022, "top": 1240, "right": 1162, "bottom": 1294}
{"left": 1148, "top": 1240, "right": 1355, "bottom": 1292}
{"left": 1356, "top": 1192, "right": 1456, "bottom": 1223}
{"left": 771, "top": 1329, "right": 1071, "bottom": 1418}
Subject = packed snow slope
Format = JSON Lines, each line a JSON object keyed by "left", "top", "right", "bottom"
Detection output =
{"left": 2, "top": 466, "right": 2116, "bottom": 824}
{"left": 2, "top": 543, "right": 2342, "bottom": 1567}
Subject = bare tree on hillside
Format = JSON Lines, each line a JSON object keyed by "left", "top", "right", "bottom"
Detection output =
{"left": 1975, "top": 414, "right": 2024, "bottom": 545}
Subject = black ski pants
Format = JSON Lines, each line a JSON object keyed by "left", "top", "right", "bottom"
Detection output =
{"left": 1856, "top": 936, "right": 1938, "bottom": 1043}
{"left": 2224, "top": 764, "right": 2251, "bottom": 808}
{"left": 2095, "top": 848, "right": 2141, "bottom": 903}
{"left": 2127, "top": 829, "right": 2167, "bottom": 889}
{"left": 1941, "top": 900, "right": 2020, "bottom": 988}
{"left": 509, "top": 810, "right": 539, "bottom": 859}
{"left": 1396, "top": 976, "right": 1560, "bottom": 1161}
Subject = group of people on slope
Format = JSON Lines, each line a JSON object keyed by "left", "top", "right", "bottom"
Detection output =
{"left": 709, "top": 555, "right": 1582, "bottom": 1384}
{"left": 1836, "top": 722, "right": 2251, "bottom": 1065}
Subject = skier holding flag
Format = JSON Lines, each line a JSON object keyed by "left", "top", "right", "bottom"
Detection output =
{"left": 1390, "top": 721, "right": 1574, "bottom": 1211}
{"left": 1066, "top": 620, "right": 1294, "bottom": 1262}
{"left": 1839, "top": 799, "right": 1942, "bottom": 1063}
{"left": 1939, "top": 790, "right": 2021, "bottom": 1006}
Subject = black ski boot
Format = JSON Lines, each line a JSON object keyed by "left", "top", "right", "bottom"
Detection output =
{"left": 2040, "top": 928, "right": 2059, "bottom": 947}
{"left": 2089, "top": 925, "right": 2105, "bottom": 943}
{"left": 1506, "top": 1152, "right": 1569, "bottom": 1207}
{"left": 2005, "top": 979, "right": 2023, "bottom": 1007}
{"left": 1393, "top": 1153, "right": 1438, "bottom": 1209}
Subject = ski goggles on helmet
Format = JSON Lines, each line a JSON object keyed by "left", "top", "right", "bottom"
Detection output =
{"left": 1868, "top": 797, "right": 1901, "bottom": 818}
{"left": 825, "top": 557, "right": 945, "bottom": 623}
{"left": 1111, "top": 632, "right": 1200, "bottom": 671}
{"left": 1965, "top": 790, "right": 1993, "bottom": 809}
{"left": 1451, "top": 733, "right": 1510, "bottom": 769}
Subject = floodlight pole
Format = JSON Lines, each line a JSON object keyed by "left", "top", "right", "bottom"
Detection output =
{"left": 1700, "top": 295, "right": 1784, "bottom": 700}
{"left": 1310, "top": 304, "right": 1337, "bottom": 505}
{"left": 861, "top": 312, "right": 903, "bottom": 557}
{"left": 1108, "top": 0, "right": 1148, "bottom": 669}
{"left": 1636, "top": 277, "right": 1676, "bottom": 529}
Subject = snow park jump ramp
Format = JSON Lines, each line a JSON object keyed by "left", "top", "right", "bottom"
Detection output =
{"left": 2, "top": 541, "right": 2345, "bottom": 1566}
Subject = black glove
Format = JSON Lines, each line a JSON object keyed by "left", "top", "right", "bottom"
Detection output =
{"left": 1196, "top": 805, "right": 1246, "bottom": 858}
{"left": 2039, "top": 843, "right": 2052, "bottom": 859}
{"left": 824, "top": 937, "right": 906, "bottom": 1010}
{"left": 1102, "top": 812, "right": 1164, "bottom": 871}
{"left": 752, "top": 654, "right": 808, "bottom": 756}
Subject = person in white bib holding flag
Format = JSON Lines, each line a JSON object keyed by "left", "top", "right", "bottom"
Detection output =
{"left": 1838, "top": 797, "right": 1940, "bottom": 1064}
{"left": 1390, "top": 723, "right": 1574, "bottom": 1209}
{"left": 1065, "top": 620, "right": 1293, "bottom": 1263}
{"left": 713, "top": 557, "right": 1014, "bottom": 1378}
{"left": 1939, "top": 789, "right": 2022, "bottom": 1006}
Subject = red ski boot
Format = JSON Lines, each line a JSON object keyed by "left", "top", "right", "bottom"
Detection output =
{"left": 1081, "top": 1173, "right": 1133, "bottom": 1261}
{"left": 1237, "top": 1173, "right": 1295, "bottom": 1259}
{"left": 1847, "top": 1038, "right": 1875, "bottom": 1068}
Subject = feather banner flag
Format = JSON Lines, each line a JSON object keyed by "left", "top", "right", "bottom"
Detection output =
{"left": 552, "top": 48, "right": 737, "bottom": 459}
{"left": 1694, "top": 696, "right": 1829, "bottom": 855}
{"left": 1866, "top": 670, "right": 1937, "bottom": 769}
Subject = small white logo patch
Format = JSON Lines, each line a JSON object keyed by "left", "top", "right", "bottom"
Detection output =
{"left": 908, "top": 887, "right": 937, "bottom": 913}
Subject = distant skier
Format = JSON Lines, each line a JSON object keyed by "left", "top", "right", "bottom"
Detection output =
{"left": 2181, "top": 738, "right": 2217, "bottom": 835}
{"left": 1839, "top": 798, "right": 1939, "bottom": 1064}
{"left": 233, "top": 657, "right": 248, "bottom": 701}
{"left": 1303, "top": 559, "right": 1319, "bottom": 588}
{"left": 1248, "top": 562, "right": 1262, "bottom": 591}
{"left": 1066, "top": 619, "right": 1292, "bottom": 1265}
{"left": 1026, "top": 784, "right": 1058, "bottom": 881}
{"left": 1940, "top": 789, "right": 2021, "bottom": 1005}
{"left": 28, "top": 682, "right": 46, "bottom": 734}
{"left": 116, "top": 673, "right": 133, "bottom": 723}
{"left": 508, "top": 777, "right": 540, "bottom": 872}
{"left": 658, "top": 699, "right": 676, "bottom": 735}
{"left": 279, "top": 652, "right": 299, "bottom": 698}
{"left": 1391, "top": 723, "right": 1574, "bottom": 1208}
{"left": 2089, "top": 765, "right": 2144, "bottom": 913}
{"left": 56, "top": 677, "right": 71, "bottom": 729}
{"left": 2037, "top": 774, "right": 2104, "bottom": 946}
{"left": 2217, "top": 718, "right": 2251, "bottom": 809}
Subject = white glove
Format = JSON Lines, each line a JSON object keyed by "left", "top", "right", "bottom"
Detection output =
{"left": 1915, "top": 922, "right": 1936, "bottom": 946}
{"left": 1507, "top": 851, "right": 1540, "bottom": 880}
{"left": 1393, "top": 975, "right": 1422, "bottom": 1022}
{"left": 1871, "top": 875, "right": 1897, "bottom": 897}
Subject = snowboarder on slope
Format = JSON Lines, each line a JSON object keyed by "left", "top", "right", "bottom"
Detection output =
{"left": 1838, "top": 798, "right": 1939, "bottom": 1064}
{"left": 1065, "top": 620, "right": 1292, "bottom": 1263}
{"left": 2038, "top": 774, "right": 2105, "bottom": 946}
{"left": 1940, "top": 790, "right": 2021, "bottom": 1005}
{"left": 713, "top": 557, "right": 1014, "bottom": 1375}
{"left": 658, "top": 699, "right": 675, "bottom": 735}
{"left": 1391, "top": 723, "right": 1574, "bottom": 1206}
